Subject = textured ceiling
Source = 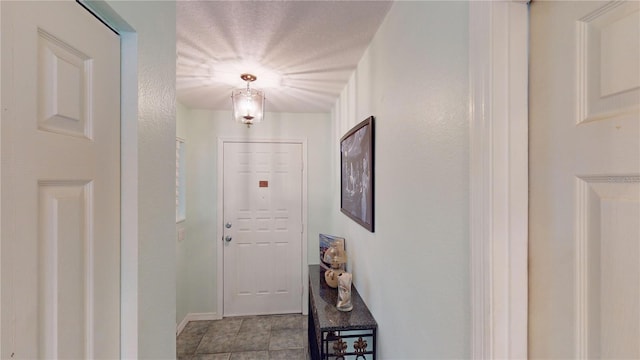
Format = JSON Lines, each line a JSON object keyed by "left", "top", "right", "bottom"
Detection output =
{"left": 176, "top": 1, "right": 393, "bottom": 113}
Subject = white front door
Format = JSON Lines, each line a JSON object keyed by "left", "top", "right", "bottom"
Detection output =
{"left": 1, "top": 1, "right": 121, "bottom": 358}
{"left": 223, "top": 142, "right": 303, "bottom": 316}
{"left": 530, "top": 1, "right": 640, "bottom": 358}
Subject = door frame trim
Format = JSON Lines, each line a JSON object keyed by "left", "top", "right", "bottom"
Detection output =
{"left": 216, "top": 138, "right": 309, "bottom": 318}
{"left": 73, "top": 1, "right": 138, "bottom": 357}
{"left": 469, "top": 1, "right": 529, "bottom": 358}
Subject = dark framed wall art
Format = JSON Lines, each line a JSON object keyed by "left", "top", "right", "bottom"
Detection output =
{"left": 340, "top": 116, "right": 374, "bottom": 232}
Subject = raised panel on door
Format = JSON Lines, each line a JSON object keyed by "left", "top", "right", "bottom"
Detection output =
{"left": 530, "top": 1, "right": 640, "bottom": 358}
{"left": 1, "top": 1, "right": 120, "bottom": 358}
{"left": 38, "top": 181, "right": 92, "bottom": 359}
{"left": 223, "top": 142, "right": 303, "bottom": 316}
{"left": 576, "top": 177, "right": 640, "bottom": 358}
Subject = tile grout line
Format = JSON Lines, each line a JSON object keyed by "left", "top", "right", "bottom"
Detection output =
{"left": 192, "top": 321, "right": 211, "bottom": 357}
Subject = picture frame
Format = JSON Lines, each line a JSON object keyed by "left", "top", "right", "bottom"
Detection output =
{"left": 340, "top": 116, "right": 374, "bottom": 232}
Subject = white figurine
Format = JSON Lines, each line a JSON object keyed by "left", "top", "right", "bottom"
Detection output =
{"left": 336, "top": 272, "right": 353, "bottom": 312}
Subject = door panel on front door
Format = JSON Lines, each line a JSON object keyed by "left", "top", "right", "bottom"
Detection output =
{"left": 530, "top": 1, "right": 640, "bottom": 358}
{"left": 223, "top": 142, "right": 303, "bottom": 316}
{"left": 1, "top": 1, "right": 120, "bottom": 358}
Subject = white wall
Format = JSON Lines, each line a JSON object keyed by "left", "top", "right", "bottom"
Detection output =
{"left": 104, "top": 1, "right": 177, "bottom": 358}
{"left": 331, "top": 2, "right": 469, "bottom": 358}
{"left": 176, "top": 109, "right": 332, "bottom": 321}
{"left": 176, "top": 102, "right": 189, "bottom": 327}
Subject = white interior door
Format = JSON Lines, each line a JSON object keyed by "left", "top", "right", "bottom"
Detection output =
{"left": 223, "top": 142, "right": 303, "bottom": 316}
{"left": 530, "top": 1, "right": 640, "bottom": 358}
{"left": 1, "top": 1, "right": 121, "bottom": 358}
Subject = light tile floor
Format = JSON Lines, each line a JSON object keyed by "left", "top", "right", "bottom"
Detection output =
{"left": 177, "top": 314, "right": 310, "bottom": 360}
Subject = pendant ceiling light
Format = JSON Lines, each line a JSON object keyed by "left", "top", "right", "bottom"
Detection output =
{"left": 231, "top": 73, "right": 265, "bottom": 128}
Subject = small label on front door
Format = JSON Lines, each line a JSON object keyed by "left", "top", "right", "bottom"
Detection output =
{"left": 259, "top": 180, "right": 268, "bottom": 188}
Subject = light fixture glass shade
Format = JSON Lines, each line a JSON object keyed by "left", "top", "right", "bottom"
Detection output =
{"left": 231, "top": 87, "right": 264, "bottom": 127}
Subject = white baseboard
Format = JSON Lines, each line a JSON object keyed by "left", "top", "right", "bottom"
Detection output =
{"left": 176, "top": 312, "right": 221, "bottom": 336}
{"left": 176, "top": 317, "right": 189, "bottom": 336}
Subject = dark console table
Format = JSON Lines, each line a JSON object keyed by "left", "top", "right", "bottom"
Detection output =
{"left": 308, "top": 265, "right": 378, "bottom": 360}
